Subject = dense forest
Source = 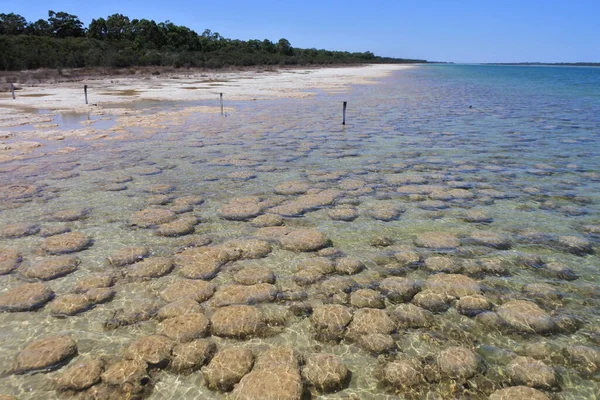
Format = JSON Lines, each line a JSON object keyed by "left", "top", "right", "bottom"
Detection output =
{"left": 0, "top": 11, "right": 425, "bottom": 71}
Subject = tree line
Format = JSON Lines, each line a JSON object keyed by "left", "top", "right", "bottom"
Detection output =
{"left": 0, "top": 11, "right": 425, "bottom": 71}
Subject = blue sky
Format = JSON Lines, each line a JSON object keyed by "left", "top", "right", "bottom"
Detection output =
{"left": 4, "top": 0, "right": 599, "bottom": 63}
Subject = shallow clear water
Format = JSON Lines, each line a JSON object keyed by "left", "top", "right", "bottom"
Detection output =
{"left": 0, "top": 64, "right": 599, "bottom": 399}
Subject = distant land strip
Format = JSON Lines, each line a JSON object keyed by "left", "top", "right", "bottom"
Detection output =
{"left": 484, "top": 62, "right": 600, "bottom": 67}
{"left": 0, "top": 11, "right": 426, "bottom": 71}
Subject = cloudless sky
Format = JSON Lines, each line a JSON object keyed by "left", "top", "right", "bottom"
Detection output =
{"left": 4, "top": 0, "right": 600, "bottom": 63}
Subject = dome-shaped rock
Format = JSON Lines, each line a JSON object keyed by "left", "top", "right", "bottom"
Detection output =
{"left": 302, "top": 353, "right": 348, "bottom": 392}
{"left": 15, "top": 335, "right": 77, "bottom": 374}
{"left": 202, "top": 347, "right": 254, "bottom": 392}
{"left": 210, "top": 305, "right": 266, "bottom": 338}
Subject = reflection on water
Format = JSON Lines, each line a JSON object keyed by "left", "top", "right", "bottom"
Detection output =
{"left": 0, "top": 65, "right": 599, "bottom": 399}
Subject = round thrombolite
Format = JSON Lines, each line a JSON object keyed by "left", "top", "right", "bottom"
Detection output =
{"left": 170, "top": 202, "right": 195, "bottom": 214}
{"left": 22, "top": 256, "right": 79, "bottom": 281}
{"left": 367, "top": 203, "right": 404, "bottom": 221}
{"left": 73, "top": 274, "right": 116, "bottom": 293}
{"left": 14, "top": 335, "right": 77, "bottom": 374}
{"left": 310, "top": 304, "right": 353, "bottom": 342}
{"left": 169, "top": 204, "right": 192, "bottom": 216}
{"left": 0, "top": 248, "right": 22, "bottom": 275}
{"left": 359, "top": 333, "right": 396, "bottom": 354}
{"left": 158, "top": 313, "right": 210, "bottom": 342}
{"left": 424, "top": 273, "right": 481, "bottom": 298}
{"left": 328, "top": 206, "right": 359, "bottom": 221}
{"left": 175, "top": 246, "right": 232, "bottom": 280}
{"left": 302, "top": 353, "right": 349, "bottom": 392}
{"left": 346, "top": 308, "right": 396, "bottom": 340}
{"left": 488, "top": 386, "right": 550, "bottom": 400}
{"left": 202, "top": 347, "right": 254, "bottom": 392}
{"left": 48, "top": 208, "right": 90, "bottom": 222}
{"left": 125, "top": 257, "right": 174, "bottom": 279}
{"left": 522, "top": 283, "right": 562, "bottom": 301}
{"left": 393, "top": 250, "right": 422, "bottom": 267}
{"left": 564, "top": 345, "right": 600, "bottom": 374}
{"left": 104, "top": 301, "right": 159, "bottom": 330}
{"left": 231, "top": 347, "right": 303, "bottom": 400}
{"left": 456, "top": 294, "right": 492, "bottom": 317}
{"left": 557, "top": 235, "right": 593, "bottom": 256}
{"left": 369, "top": 235, "right": 395, "bottom": 247}
{"left": 424, "top": 256, "right": 463, "bottom": 273}
{"left": 379, "top": 277, "right": 420, "bottom": 303}
{"left": 130, "top": 208, "right": 177, "bottom": 228}
{"left": 41, "top": 232, "right": 91, "bottom": 254}
{"left": 335, "top": 257, "right": 364, "bottom": 275}
{"left": 101, "top": 359, "right": 149, "bottom": 396}
{"left": 544, "top": 261, "right": 578, "bottom": 281}
{"left": 147, "top": 194, "right": 174, "bottom": 205}
{"left": 414, "top": 232, "right": 460, "bottom": 249}
{"left": 380, "top": 358, "right": 424, "bottom": 389}
{"left": 390, "top": 303, "right": 434, "bottom": 329}
{"left": 170, "top": 339, "right": 215, "bottom": 372}
{"left": 222, "top": 238, "right": 272, "bottom": 260}
{"left": 506, "top": 356, "right": 557, "bottom": 389}
{"left": 49, "top": 294, "right": 93, "bottom": 316}
{"left": 436, "top": 346, "right": 482, "bottom": 380}
{"left": 39, "top": 225, "right": 71, "bottom": 238}
{"left": 250, "top": 214, "right": 284, "bottom": 227}
{"left": 462, "top": 210, "right": 493, "bottom": 223}
{"left": 211, "top": 305, "right": 266, "bottom": 338}
{"left": 468, "top": 230, "right": 512, "bottom": 249}
{"left": 219, "top": 200, "right": 262, "bottom": 221}
{"left": 0, "top": 223, "right": 40, "bottom": 239}
{"left": 209, "top": 283, "right": 277, "bottom": 307}
{"left": 0, "top": 282, "right": 54, "bottom": 312}
{"left": 174, "top": 195, "right": 205, "bottom": 206}
{"left": 101, "top": 183, "right": 127, "bottom": 192}
{"left": 145, "top": 184, "right": 175, "bottom": 194}
{"left": 108, "top": 246, "right": 150, "bottom": 267}
{"left": 55, "top": 357, "right": 104, "bottom": 391}
{"left": 350, "top": 288, "right": 385, "bottom": 309}
{"left": 274, "top": 181, "right": 310, "bottom": 195}
{"left": 124, "top": 335, "right": 174, "bottom": 368}
{"left": 160, "top": 279, "right": 215, "bottom": 303}
{"left": 233, "top": 265, "right": 276, "bottom": 285}
{"left": 412, "top": 290, "right": 451, "bottom": 313}
{"left": 83, "top": 287, "right": 116, "bottom": 305}
{"left": 158, "top": 215, "right": 198, "bottom": 235}
{"left": 279, "top": 229, "right": 332, "bottom": 252}
{"left": 496, "top": 300, "right": 556, "bottom": 334}
{"left": 157, "top": 298, "right": 204, "bottom": 320}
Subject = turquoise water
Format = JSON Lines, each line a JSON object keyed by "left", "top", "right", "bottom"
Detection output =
{"left": 0, "top": 64, "right": 599, "bottom": 399}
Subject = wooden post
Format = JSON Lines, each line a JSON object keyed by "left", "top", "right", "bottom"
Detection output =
{"left": 342, "top": 101, "right": 347, "bottom": 125}
{"left": 84, "top": 85, "right": 88, "bottom": 105}
{"left": 10, "top": 83, "right": 15, "bottom": 100}
{"left": 220, "top": 93, "right": 223, "bottom": 116}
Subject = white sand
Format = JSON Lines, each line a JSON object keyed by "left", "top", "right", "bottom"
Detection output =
{"left": 0, "top": 64, "right": 415, "bottom": 162}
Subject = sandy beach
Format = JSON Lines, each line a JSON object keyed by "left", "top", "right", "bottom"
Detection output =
{"left": 0, "top": 64, "right": 412, "bottom": 163}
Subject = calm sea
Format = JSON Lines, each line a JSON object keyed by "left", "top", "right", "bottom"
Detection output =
{"left": 0, "top": 64, "right": 599, "bottom": 399}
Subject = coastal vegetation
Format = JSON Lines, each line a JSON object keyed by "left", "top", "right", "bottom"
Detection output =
{"left": 0, "top": 11, "right": 425, "bottom": 71}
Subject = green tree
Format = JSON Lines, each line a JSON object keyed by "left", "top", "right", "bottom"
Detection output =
{"left": 131, "top": 19, "right": 164, "bottom": 49}
{"left": 88, "top": 18, "right": 107, "bottom": 40}
{"left": 27, "top": 19, "right": 52, "bottom": 36}
{"left": 276, "top": 38, "right": 293, "bottom": 56}
{"left": 106, "top": 13, "right": 132, "bottom": 41}
{"left": 48, "top": 10, "right": 85, "bottom": 38}
{"left": 0, "top": 13, "right": 28, "bottom": 35}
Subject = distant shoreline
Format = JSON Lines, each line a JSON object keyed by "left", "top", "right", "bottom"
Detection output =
{"left": 483, "top": 62, "right": 600, "bottom": 67}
